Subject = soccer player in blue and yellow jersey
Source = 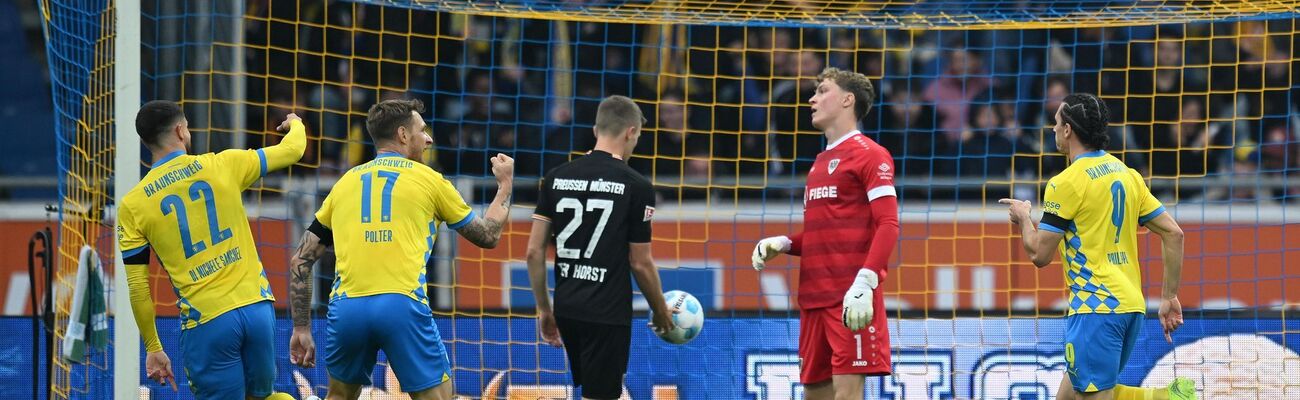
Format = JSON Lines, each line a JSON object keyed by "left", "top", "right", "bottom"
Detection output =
{"left": 1000, "top": 93, "right": 1197, "bottom": 400}
{"left": 285, "top": 98, "right": 514, "bottom": 400}
{"left": 118, "top": 100, "right": 306, "bottom": 399}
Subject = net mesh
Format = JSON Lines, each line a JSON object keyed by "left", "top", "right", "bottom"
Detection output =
{"left": 38, "top": 0, "right": 118, "bottom": 398}
{"left": 358, "top": 0, "right": 1300, "bottom": 29}
{"left": 36, "top": 0, "right": 1300, "bottom": 398}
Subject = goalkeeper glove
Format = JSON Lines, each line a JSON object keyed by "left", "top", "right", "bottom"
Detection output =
{"left": 842, "top": 269, "right": 879, "bottom": 331}
{"left": 751, "top": 236, "right": 792, "bottom": 271}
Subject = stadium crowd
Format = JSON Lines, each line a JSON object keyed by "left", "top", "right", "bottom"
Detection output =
{"left": 234, "top": 3, "right": 1300, "bottom": 202}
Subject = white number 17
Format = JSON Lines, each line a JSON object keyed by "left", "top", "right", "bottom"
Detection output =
{"left": 555, "top": 198, "right": 614, "bottom": 259}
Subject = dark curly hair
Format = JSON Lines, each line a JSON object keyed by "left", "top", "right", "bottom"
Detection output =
{"left": 1060, "top": 93, "right": 1111, "bottom": 151}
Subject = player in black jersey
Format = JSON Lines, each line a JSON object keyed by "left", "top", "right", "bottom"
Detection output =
{"left": 525, "top": 95, "right": 675, "bottom": 400}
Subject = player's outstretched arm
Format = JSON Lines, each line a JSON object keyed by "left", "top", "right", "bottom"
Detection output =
{"left": 999, "top": 198, "right": 1065, "bottom": 267}
{"left": 1144, "top": 212, "right": 1185, "bottom": 341}
{"left": 630, "top": 243, "right": 675, "bottom": 335}
{"left": 525, "top": 219, "right": 561, "bottom": 347}
{"left": 288, "top": 226, "right": 329, "bottom": 367}
{"left": 260, "top": 113, "right": 308, "bottom": 172}
{"left": 456, "top": 154, "right": 514, "bottom": 249}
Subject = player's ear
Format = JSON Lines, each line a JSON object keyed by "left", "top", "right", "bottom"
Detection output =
{"left": 174, "top": 120, "right": 187, "bottom": 143}
{"left": 396, "top": 125, "right": 409, "bottom": 145}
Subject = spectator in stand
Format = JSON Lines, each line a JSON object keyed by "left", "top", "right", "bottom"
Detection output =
{"left": 770, "top": 50, "right": 826, "bottom": 177}
{"left": 923, "top": 49, "right": 993, "bottom": 143}
{"left": 1020, "top": 76, "right": 1071, "bottom": 176}
{"left": 1256, "top": 125, "right": 1300, "bottom": 200}
{"left": 960, "top": 103, "right": 1015, "bottom": 179}
{"left": 1157, "top": 98, "right": 1231, "bottom": 200}
{"left": 875, "top": 84, "right": 938, "bottom": 179}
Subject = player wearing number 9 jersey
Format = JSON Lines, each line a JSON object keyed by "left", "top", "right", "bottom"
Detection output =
{"left": 117, "top": 100, "right": 305, "bottom": 399}
{"left": 285, "top": 99, "right": 514, "bottom": 400}
{"left": 1001, "top": 93, "right": 1197, "bottom": 400}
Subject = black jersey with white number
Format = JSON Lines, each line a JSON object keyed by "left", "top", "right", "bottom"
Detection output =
{"left": 532, "top": 150, "right": 655, "bottom": 326}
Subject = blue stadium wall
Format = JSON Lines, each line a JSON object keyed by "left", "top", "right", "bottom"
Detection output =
{"left": 2, "top": 317, "right": 1297, "bottom": 399}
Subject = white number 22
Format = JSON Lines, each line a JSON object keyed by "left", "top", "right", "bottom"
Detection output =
{"left": 555, "top": 198, "right": 614, "bottom": 259}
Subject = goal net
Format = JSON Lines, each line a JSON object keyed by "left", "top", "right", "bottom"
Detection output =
{"left": 35, "top": 0, "right": 1300, "bottom": 398}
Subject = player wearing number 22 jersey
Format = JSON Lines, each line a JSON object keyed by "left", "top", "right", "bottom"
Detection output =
{"left": 286, "top": 99, "right": 514, "bottom": 399}
{"left": 118, "top": 100, "right": 305, "bottom": 399}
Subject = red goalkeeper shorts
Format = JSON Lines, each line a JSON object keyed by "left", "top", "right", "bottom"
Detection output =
{"left": 798, "top": 299, "right": 892, "bottom": 384}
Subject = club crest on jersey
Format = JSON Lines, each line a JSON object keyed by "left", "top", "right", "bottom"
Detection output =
{"left": 643, "top": 206, "right": 656, "bottom": 222}
{"left": 827, "top": 159, "right": 841, "bottom": 174}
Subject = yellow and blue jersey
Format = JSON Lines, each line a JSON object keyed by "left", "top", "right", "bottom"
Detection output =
{"left": 1039, "top": 150, "right": 1165, "bottom": 316}
{"left": 117, "top": 148, "right": 278, "bottom": 329}
{"left": 315, "top": 151, "right": 474, "bottom": 306}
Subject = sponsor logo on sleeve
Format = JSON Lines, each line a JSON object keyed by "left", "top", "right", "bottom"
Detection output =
{"left": 876, "top": 162, "right": 893, "bottom": 180}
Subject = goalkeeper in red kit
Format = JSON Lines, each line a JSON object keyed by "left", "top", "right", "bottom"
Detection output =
{"left": 751, "top": 67, "right": 899, "bottom": 400}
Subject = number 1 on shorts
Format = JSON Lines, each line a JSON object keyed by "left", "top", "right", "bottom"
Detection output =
{"left": 855, "top": 334, "right": 863, "bottom": 359}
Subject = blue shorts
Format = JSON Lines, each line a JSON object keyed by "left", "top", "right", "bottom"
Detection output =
{"left": 179, "top": 301, "right": 276, "bottom": 399}
{"left": 326, "top": 294, "right": 451, "bottom": 393}
{"left": 1064, "top": 312, "right": 1143, "bottom": 392}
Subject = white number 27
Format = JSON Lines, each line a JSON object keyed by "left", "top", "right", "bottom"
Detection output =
{"left": 555, "top": 198, "right": 614, "bottom": 259}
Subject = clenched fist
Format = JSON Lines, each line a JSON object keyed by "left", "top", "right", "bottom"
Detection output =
{"left": 490, "top": 153, "right": 514, "bottom": 184}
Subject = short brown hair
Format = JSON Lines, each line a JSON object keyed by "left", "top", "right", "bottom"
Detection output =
{"left": 594, "top": 95, "right": 645, "bottom": 137}
{"left": 366, "top": 99, "right": 425, "bottom": 143}
{"left": 818, "top": 67, "right": 876, "bottom": 122}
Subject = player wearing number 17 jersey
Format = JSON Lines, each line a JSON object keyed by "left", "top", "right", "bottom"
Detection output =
{"left": 117, "top": 100, "right": 305, "bottom": 399}
{"left": 750, "top": 68, "right": 899, "bottom": 400}
{"left": 286, "top": 99, "right": 514, "bottom": 400}
{"left": 1000, "top": 93, "right": 1196, "bottom": 400}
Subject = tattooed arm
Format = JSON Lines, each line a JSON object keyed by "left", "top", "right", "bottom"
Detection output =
{"left": 456, "top": 154, "right": 514, "bottom": 249}
{"left": 287, "top": 221, "right": 330, "bottom": 368}
{"left": 289, "top": 230, "right": 328, "bottom": 327}
{"left": 455, "top": 186, "right": 511, "bottom": 249}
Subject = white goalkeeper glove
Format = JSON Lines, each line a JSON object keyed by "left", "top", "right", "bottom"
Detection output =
{"left": 751, "top": 236, "right": 792, "bottom": 271}
{"left": 842, "top": 269, "right": 879, "bottom": 331}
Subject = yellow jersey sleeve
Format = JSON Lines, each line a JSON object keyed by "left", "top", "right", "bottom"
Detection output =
{"left": 316, "top": 187, "right": 339, "bottom": 229}
{"left": 1039, "top": 175, "right": 1082, "bottom": 234}
{"left": 117, "top": 202, "right": 150, "bottom": 258}
{"left": 261, "top": 119, "right": 307, "bottom": 171}
{"left": 117, "top": 202, "right": 164, "bottom": 353}
{"left": 215, "top": 149, "right": 265, "bottom": 190}
{"left": 1130, "top": 169, "right": 1166, "bottom": 226}
{"left": 213, "top": 120, "right": 307, "bottom": 190}
{"left": 430, "top": 174, "right": 474, "bottom": 229}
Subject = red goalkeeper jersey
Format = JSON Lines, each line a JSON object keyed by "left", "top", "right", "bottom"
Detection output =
{"left": 791, "top": 131, "right": 900, "bottom": 310}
